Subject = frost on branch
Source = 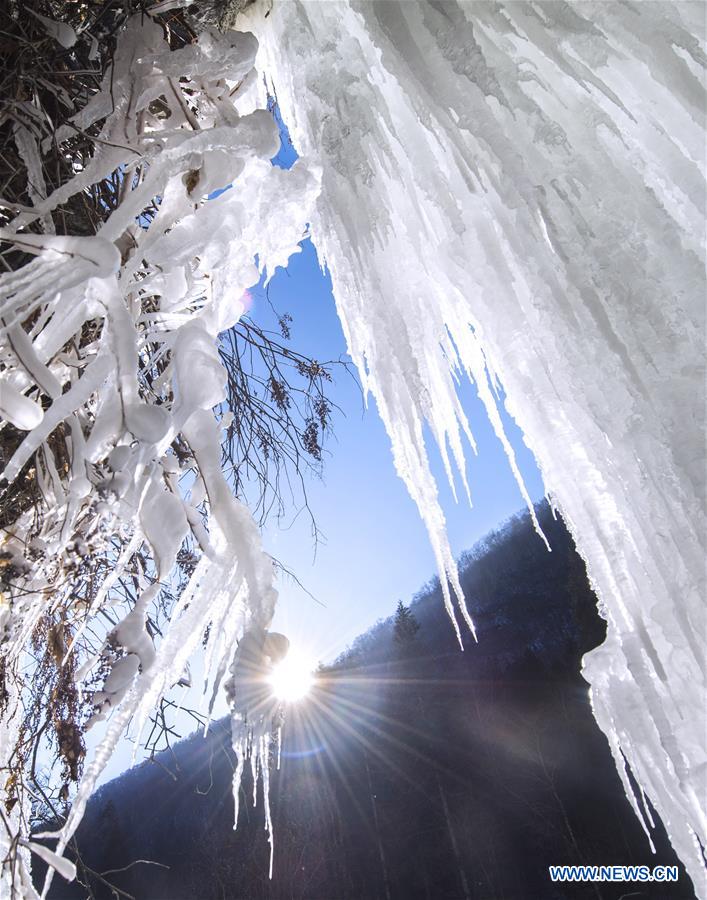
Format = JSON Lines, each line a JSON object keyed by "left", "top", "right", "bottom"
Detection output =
{"left": 0, "top": 12, "right": 318, "bottom": 896}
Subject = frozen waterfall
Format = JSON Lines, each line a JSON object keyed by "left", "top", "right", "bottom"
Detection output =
{"left": 239, "top": 1, "right": 706, "bottom": 893}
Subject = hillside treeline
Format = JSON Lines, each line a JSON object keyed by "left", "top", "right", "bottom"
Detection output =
{"left": 39, "top": 504, "right": 693, "bottom": 899}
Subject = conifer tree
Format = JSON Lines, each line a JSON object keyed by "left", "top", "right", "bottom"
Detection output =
{"left": 393, "top": 601, "right": 420, "bottom": 649}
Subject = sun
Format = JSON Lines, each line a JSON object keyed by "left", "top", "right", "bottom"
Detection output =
{"left": 268, "top": 649, "right": 315, "bottom": 703}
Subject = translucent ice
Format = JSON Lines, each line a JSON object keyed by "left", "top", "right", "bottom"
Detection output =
{"left": 239, "top": 2, "right": 706, "bottom": 892}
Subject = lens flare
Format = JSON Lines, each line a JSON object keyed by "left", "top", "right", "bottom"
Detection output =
{"left": 268, "top": 650, "right": 315, "bottom": 702}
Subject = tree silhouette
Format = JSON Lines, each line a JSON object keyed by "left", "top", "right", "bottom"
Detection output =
{"left": 393, "top": 601, "right": 420, "bottom": 650}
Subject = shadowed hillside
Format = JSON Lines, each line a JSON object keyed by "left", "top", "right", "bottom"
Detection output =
{"left": 38, "top": 504, "right": 695, "bottom": 899}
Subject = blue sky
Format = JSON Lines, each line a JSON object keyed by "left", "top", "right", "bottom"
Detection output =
{"left": 253, "top": 105, "right": 546, "bottom": 665}
{"left": 86, "top": 235, "right": 545, "bottom": 783}
{"left": 251, "top": 238, "right": 545, "bottom": 665}
{"left": 84, "top": 105, "right": 547, "bottom": 784}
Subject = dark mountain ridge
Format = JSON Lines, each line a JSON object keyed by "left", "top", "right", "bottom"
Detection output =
{"left": 38, "top": 503, "right": 694, "bottom": 899}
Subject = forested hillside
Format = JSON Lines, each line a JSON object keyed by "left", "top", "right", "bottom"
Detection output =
{"left": 38, "top": 505, "right": 693, "bottom": 899}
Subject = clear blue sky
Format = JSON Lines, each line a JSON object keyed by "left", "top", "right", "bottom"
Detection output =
{"left": 254, "top": 106, "right": 546, "bottom": 665}
{"left": 252, "top": 239, "right": 545, "bottom": 666}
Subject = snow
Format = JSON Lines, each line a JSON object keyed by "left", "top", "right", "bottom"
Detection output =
{"left": 238, "top": 2, "right": 706, "bottom": 894}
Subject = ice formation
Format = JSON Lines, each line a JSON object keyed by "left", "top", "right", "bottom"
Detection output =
{"left": 237, "top": 1, "right": 706, "bottom": 894}
{"left": 0, "top": 1, "right": 704, "bottom": 897}
{"left": 0, "top": 15, "right": 317, "bottom": 897}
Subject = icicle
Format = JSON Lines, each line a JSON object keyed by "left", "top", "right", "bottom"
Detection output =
{"left": 0, "top": 14, "right": 318, "bottom": 895}
{"left": 261, "top": 732, "right": 275, "bottom": 879}
{"left": 12, "top": 123, "right": 54, "bottom": 234}
{"left": 239, "top": 2, "right": 706, "bottom": 892}
{"left": 26, "top": 9, "right": 77, "bottom": 49}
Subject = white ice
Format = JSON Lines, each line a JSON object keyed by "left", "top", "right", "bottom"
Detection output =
{"left": 239, "top": 2, "right": 706, "bottom": 893}
{"left": 0, "top": 3, "right": 704, "bottom": 896}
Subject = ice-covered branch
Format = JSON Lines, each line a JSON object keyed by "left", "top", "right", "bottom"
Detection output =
{"left": 0, "top": 13, "right": 318, "bottom": 896}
